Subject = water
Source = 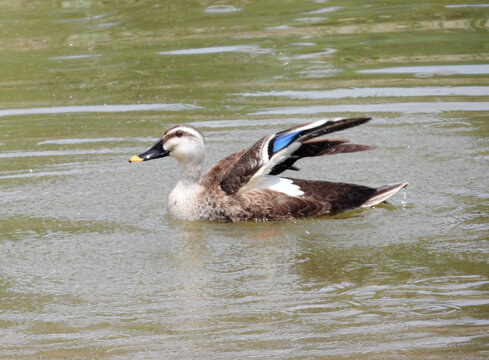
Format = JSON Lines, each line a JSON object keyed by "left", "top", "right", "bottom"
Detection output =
{"left": 356, "top": 64, "right": 489, "bottom": 75}
{"left": 0, "top": 0, "right": 488, "bottom": 358}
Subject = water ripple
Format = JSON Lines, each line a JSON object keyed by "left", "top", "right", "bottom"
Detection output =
{"left": 37, "top": 137, "right": 153, "bottom": 145}
{"left": 289, "top": 48, "right": 337, "bottom": 60}
{"left": 49, "top": 54, "right": 102, "bottom": 60}
{"left": 204, "top": 5, "right": 242, "bottom": 14}
{"left": 53, "top": 12, "right": 111, "bottom": 23}
{"left": 445, "top": 4, "right": 489, "bottom": 8}
{"left": 357, "top": 64, "right": 489, "bottom": 75}
{"left": 157, "top": 45, "right": 272, "bottom": 56}
{"left": 304, "top": 6, "right": 343, "bottom": 15}
{"left": 251, "top": 101, "right": 489, "bottom": 115}
{"left": 236, "top": 86, "right": 489, "bottom": 99}
{"left": 0, "top": 103, "right": 202, "bottom": 118}
{"left": 0, "top": 148, "right": 120, "bottom": 159}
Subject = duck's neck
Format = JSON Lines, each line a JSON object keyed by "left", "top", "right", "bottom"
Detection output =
{"left": 178, "top": 156, "right": 203, "bottom": 186}
{"left": 168, "top": 157, "right": 204, "bottom": 220}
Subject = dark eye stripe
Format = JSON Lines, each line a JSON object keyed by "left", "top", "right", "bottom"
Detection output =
{"left": 163, "top": 129, "right": 196, "bottom": 143}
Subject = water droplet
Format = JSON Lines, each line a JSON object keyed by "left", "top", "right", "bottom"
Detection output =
{"left": 401, "top": 189, "right": 407, "bottom": 207}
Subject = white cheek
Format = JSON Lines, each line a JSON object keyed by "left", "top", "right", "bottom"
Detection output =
{"left": 163, "top": 138, "right": 179, "bottom": 152}
{"left": 165, "top": 137, "right": 198, "bottom": 161}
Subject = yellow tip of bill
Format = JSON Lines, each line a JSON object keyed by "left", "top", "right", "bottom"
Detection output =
{"left": 129, "top": 155, "right": 144, "bottom": 162}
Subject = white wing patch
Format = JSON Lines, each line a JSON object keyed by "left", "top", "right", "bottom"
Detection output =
{"left": 253, "top": 175, "right": 304, "bottom": 197}
{"left": 237, "top": 142, "right": 300, "bottom": 194}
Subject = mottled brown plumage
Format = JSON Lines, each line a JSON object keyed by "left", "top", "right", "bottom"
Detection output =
{"left": 219, "top": 138, "right": 267, "bottom": 195}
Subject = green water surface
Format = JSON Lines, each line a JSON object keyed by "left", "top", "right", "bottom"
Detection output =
{"left": 0, "top": 0, "right": 488, "bottom": 358}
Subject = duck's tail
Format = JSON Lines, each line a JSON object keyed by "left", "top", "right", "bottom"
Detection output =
{"left": 361, "top": 182, "right": 408, "bottom": 208}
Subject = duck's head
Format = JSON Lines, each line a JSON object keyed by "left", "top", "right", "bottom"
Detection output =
{"left": 129, "top": 124, "right": 205, "bottom": 164}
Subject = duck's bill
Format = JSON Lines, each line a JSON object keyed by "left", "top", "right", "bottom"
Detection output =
{"left": 129, "top": 141, "right": 169, "bottom": 162}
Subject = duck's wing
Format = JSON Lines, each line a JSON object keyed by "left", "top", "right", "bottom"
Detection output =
{"left": 269, "top": 137, "right": 375, "bottom": 175}
{"left": 200, "top": 137, "right": 266, "bottom": 194}
{"left": 202, "top": 117, "right": 372, "bottom": 195}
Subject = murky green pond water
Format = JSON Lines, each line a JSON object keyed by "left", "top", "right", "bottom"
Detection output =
{"left": 1, "top": 0, "right": 488, "bottom": 358}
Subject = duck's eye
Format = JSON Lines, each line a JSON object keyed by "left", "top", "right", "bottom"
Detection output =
{"left": 175, "top": 130, "right": 183, "bottom": 137}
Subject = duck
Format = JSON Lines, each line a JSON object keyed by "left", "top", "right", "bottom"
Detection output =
{"left": 129, "top": 117, "right": 407, "bottom": 222}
